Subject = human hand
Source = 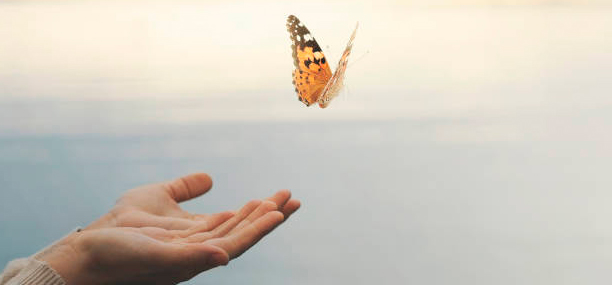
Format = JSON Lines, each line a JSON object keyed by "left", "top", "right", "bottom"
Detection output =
{"left": 86, "top": 172, "right": 300, "bottom": 231}
{"left": 39, "top": 173, "right": 301, "bottom": 284}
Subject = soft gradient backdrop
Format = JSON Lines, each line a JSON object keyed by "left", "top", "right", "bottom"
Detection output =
{"left": 1, "top": 0, "right": 612, "bottom": 284}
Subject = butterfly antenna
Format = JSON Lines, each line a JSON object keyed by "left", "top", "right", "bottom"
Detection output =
{"left": 348, "top": 50, "right": 369, "bottom": 68}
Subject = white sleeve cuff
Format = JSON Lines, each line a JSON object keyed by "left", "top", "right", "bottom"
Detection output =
{"left": 4, "top": 259, "right": 65, "bottom": 285}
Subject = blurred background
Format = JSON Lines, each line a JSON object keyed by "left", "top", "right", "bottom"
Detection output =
{"left": 1, "top": 0, "right": 612, "bottom": 284}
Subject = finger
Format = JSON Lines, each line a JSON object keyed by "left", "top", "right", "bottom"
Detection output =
{"left": 209, "top": 200, "right": 261, "bottom": 238}
{"left": 183, "top": 201, "right": 261, "bottom": 243}
{"left": 192, "top": 214, "right": 210, "bottom": 221}
{"left": 192, "top": 210, "right": 237, "bottom": 221}
{"left": 207, "top": 211, "right": 284, "bottom": 259}
{"left": 165, "top": 173, "right": 213, "bottom": 203}
{"left": 182, "top": 211, "right": 235, "bottom": 237}
{"left": 134, "top": 227, "right": 185, "bottom": 242}
{"left": 228, "top": 201, "right": 277, "bottom": 235}
{"left": 265, "top": 189, "right": 291, "bottom": 211}
{"left": 282, "top": 199, "right": 301, "bottom": 220}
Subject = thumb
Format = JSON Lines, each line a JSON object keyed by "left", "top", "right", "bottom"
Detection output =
{"left": 165, "top": 173, "right": 214, "bottom": 203}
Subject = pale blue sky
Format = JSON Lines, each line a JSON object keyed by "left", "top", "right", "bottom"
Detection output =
{"left": 2, "top": 2, "right": 612, "bottom": 284}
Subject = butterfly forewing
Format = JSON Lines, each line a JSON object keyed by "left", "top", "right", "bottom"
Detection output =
{"left": 286, "top": 15, "right": 332, "bottom": 106}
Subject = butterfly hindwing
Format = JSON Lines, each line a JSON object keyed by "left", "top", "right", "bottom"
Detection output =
{"left": 286, "top": 15, "right": 332, "bottom": 106}
{"left": 292, "top": 69, "right": 325, "bottom": 106}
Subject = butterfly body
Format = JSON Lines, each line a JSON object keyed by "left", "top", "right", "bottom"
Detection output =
{"left": 286, "top": 15, "right": 357, "bottom": 108}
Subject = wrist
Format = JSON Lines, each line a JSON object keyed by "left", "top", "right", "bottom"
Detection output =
{"left": 38, "top": 232, "right": 94, "bottom": 285}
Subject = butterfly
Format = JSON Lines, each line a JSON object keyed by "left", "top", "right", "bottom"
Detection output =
{"left": 286, "top": 15, "right": 358, "bottom": 108}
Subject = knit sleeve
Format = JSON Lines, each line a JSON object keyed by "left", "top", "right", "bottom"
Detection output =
{"left": 0, "top": 258, "right": 30, "bottom": 284}
{"left": 0, "top": 228, "right": 80, "bottom": 285}
{"left": 2, "top": 259, "right": 65, "bottom": 285}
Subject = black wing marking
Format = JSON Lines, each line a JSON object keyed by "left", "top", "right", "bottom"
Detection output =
{"left": 286, "top": 15, "right": 324, "bottom": 69}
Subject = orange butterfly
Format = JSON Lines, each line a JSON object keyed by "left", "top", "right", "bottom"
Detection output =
{"left": 286, "top": 15, "right": 358, "bottom": 108}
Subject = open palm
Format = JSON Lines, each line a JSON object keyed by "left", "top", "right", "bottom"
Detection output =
{"left": 42, "top": 173, "right": 300, "bottom": 284}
